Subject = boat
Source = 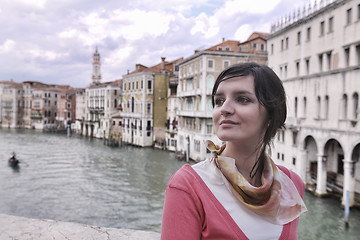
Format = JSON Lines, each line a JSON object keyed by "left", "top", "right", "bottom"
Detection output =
{"left": 8, "top": 152, "right": 19, "bottom": 167}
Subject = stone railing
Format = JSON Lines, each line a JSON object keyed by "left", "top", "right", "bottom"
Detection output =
{"left": 0, "top": 214, "right": 161, "bottom": 240}
{"left": 270, "top": 0, "right": 337, "bottom": 33}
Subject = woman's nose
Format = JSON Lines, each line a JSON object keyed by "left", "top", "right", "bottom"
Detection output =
{"left": 220, "top": 99, "right": 234, "bottom": 115}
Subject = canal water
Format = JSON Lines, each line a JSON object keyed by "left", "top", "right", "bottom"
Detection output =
{"left": 0, "top": 128, "right": 359, "bottom": 239}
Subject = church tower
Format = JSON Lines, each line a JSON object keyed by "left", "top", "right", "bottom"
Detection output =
{"left": 92, "top": 47, "right": 101, "bottom": 84}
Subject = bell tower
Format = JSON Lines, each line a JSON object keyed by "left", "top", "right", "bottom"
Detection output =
{"left": 92, "top": 46, "right": 101, "bottom": 84}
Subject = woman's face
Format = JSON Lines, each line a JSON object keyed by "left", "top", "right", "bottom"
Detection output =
{"left": 212, "top": 75, "right": 268, "bottom": 145}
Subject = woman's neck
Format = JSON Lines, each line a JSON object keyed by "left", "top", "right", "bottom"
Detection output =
{"left": 221, "top": 142, "right": 263, "bottom": 186}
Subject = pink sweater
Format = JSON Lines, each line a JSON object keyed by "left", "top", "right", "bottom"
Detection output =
{"left": 161, "top": 164, "right": 305, "bottom": 240}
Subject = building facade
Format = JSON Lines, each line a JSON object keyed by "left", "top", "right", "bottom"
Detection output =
{"left": 121, "top": 57, "right": 182, "bottom": 147}
{"left": 176, "top": 35, "right": 268, "bottom": 162}
{"left": 268, "top": 0, "right": 360, "bottom": 206}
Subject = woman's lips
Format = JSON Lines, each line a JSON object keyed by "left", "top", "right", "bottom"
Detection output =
{"left": 220, "top": 120, "right": 238, "bottom": 127}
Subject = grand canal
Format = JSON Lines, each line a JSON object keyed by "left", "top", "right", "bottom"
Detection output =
{"left": 0, "top": 128, "right": 360, "bottom": 239}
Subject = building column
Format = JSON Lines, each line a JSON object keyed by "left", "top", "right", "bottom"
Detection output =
{"left": 316, "top": 154, "right": 327, "bottom": 196}
{"left": 342, "top": 155, "right": 356, "bottom": 207}
{"left": 298, "top": 148, "right": 307, "bottom": 181}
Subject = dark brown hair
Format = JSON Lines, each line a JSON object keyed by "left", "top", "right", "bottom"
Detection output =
{"left": 212, "top": 62, "right": 287, "bottom": 177}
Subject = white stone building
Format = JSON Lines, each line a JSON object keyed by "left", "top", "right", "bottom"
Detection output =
{"left": 268, "top": 0, "right": 360, "bottom": 206}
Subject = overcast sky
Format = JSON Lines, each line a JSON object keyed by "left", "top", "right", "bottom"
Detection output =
{"left": 0, "top": 0, "right": 312, "bottom": 88}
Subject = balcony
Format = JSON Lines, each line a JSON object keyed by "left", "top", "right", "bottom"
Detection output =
{"left": 177, "top": 110, "right": 212, "bottom": 118}
{"left": 178, "top": 88, "right": 202, "bottom": 97}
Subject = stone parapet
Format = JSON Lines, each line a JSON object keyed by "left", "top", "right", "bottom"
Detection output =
{"left": 0, "top": 214, "right": 161, "bottom": 240}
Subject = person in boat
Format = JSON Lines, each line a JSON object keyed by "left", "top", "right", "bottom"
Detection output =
{"left": 161, "top": 62, "right": 307, "bottom": 239}
{"left": 9, "top": 152, "right": 19, "bottom": 165}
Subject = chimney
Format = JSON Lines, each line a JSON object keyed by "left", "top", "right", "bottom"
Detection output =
{"left": 222, "top": 37, "right": 225, "bottom": 42}
{"left": 127, "top": 69, "right": 129, "bottom": 74}
{"left": 161, "top": 57, "right": 166, "bottom": 72}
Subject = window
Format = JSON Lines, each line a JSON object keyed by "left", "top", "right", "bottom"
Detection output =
{"left": 358, "top": 4, "right": 360, "bottom": 20}
{"left": 329, "top": 17, "right": 334, "bottom": 32}
{"left": 252, "top": 43, "right": 257, "bottom": 49}
{"left": 297, "top": 31, "right": 301, "bottom": 45}
{"left": 271, "top": 44, "right": 274, "bottom": 54}
{"left": 342, "top": 94, "right": 348, "bottom": 120}
{"left": 223, "top": 60, "right": 230, "bottom": 69}
{"left": 345, "top": 47, "right": 350, "bottom": 67}
{"left": 326, "top": 52, "right": 332, "bottom": 70}
{"left": 319, "top": 54, "right": 323, "bottom": 72}
{"left": 347, "top": 8, "right": 352, "bottom": 25}
{"left": 147, "top": 80, "right": 152, "bottom": 91}
{"left": 306, "top": 27, "right": 311, "bottom": 41}
{"left": 324, "top": 95, "right": 329, "bottom": 119}
{"left": 285, "top": 37, "right": 289, "bottom": 49}
{"left": 316, "top": 96, "right": 321, "bottom": 119}
{"left": 292, "top": 131, "right": 298, "bottom": 145}
{"left": 206, "top": 123, "right": 212, "bottom": 134}
{"left": 302, "top": 97, "right": 307, "bottom": 118}
{"left": 67, "top": 112, "right": 71, "bottom": 119}
{"left": 284, "top": 65, "right": 288, "bottom": 79}
{"left": 352, "top": 93, "right": 359, "bottom": 120}
{"left": 320, "top": 21, "right": 325, "bottom": 36}
{"left": 356, "top": 45, "right": 360, "bottom": 65}
{"left": 305, "top": 58, "right": 310, "bottom": 74}
{"left": 294, "top": 97, "right": 298, "bottom": 118}
{"left": 296, "top": 61, "right": 300, "bottom": 76}
{"left": 292, "top": 157, "right": 296, "bottom": 165}
{"left": 281, "top": 39, "right": 284, "bottom": 50}
{"left": 147, "top": 103, "right": 151, "bottom": 114}
{"left": 260, "top": 44, "right": 265, "bottom": 51}
{"left": 208, "top": 60, "right": 214, "bottom": 69}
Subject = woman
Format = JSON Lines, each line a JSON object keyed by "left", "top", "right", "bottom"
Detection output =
{"left": 161, "top": 62, "right": 307, "bottom": 239}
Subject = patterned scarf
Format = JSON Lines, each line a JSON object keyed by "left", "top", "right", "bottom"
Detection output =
{"left": 207, "top": 140, "right": 307, "bottom": 225}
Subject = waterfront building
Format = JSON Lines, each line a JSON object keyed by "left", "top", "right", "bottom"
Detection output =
{"left": 0, "top": 81, "right": 24, "bottom": 128}
{"left": 56, "top": 87, "right": 77, "bottom": 129}
{"left": 267, "top": 0, "right": 360, "bottom": 206}
{"left": 0, "top": 80, "right": 78, "bottom": 130}
{"left": 83, "top": 81, "right": 121, "bottom": 138}
{"left": 165, "top": 74, "right": 179, "bottom": 152}
{"left": 176, "top": 34, "right": 268, "bottom": 162}
{"left": 121, "top": 57, "right": 182, "bottom": 147}
{"left": 75, "top": 89, "right": 86, "bottom": 134}
{"left": 80, "top": 48, "right": 122, "bottom": 138}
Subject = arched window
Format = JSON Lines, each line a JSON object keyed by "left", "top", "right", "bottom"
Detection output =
{"left": 352, "top": 92, "right": 359, "bottom": 120}
{"left": 342, "top": 94, "right": 348, "bottom": 119}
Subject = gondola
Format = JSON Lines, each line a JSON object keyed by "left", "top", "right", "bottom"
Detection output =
{"left": 8, "top": 153, "right": 19, "bottom": 167}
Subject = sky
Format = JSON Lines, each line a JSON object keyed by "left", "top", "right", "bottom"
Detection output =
{"left": 0, "top": 0, "right": 312, "bottom": 88}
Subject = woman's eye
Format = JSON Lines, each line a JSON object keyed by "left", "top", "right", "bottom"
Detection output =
{"left": 214, "top": 98, "right": 225, "bottom": 106}
{"left": 236, "top": 97, "right": 251, "bottom": 104}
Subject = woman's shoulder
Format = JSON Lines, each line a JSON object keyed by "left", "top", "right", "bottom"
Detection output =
{"left": 277, "top": 165, "right": 305, "bottom": 198}
{"left": 167, "top": 164, "right": 199, "bottom": 189}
